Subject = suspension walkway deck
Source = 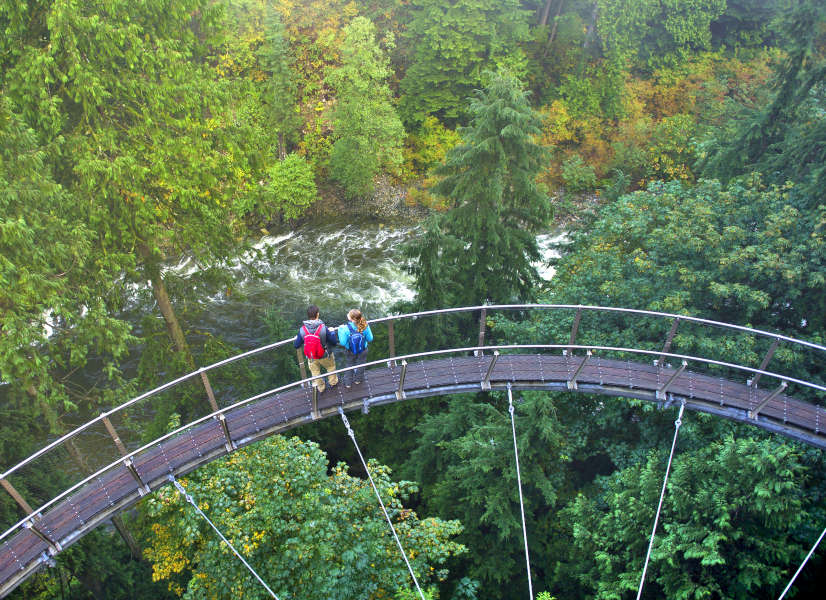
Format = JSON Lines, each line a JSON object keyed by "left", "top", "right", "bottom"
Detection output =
{"left": 1, "top": 351, "right": 825, "bottom": 595}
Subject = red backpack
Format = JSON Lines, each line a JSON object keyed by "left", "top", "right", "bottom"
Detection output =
{"left": 302, "top": 324, "right": 326, "bottom": 359}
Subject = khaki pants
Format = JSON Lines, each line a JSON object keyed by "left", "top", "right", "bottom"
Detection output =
{"left": 307, "top": 354, "right": 338, "bottom": 392}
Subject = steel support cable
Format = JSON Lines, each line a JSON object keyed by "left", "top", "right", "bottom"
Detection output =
{"left": 777, "top": 523, "right": 826, "bottom": 600}
{"left": 507, "top": 384, "right": 534, "bottom": 600}
{"left": 636, "top": 400, "right": 686, "bottom": 600}
{"left": 338, "top": 407, "right": 426, "bottom": 600}
{"left": 168, "top": 475, "right": 279, "bottom": 600}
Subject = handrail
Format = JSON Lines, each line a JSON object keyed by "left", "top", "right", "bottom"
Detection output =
{"left": 2, "top": 304, "right": 825, "bottom": 520}
{"left": 4, "top": 303, "right": 824, "bottom": 481}
{"left": 2, "top": 340, "right": 824, "bottom": 544}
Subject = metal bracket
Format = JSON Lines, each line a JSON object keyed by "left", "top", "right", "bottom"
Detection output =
{"left": 567, "top": 351, "right": 591, "bottom": 390}
{"left": 124, "top": 458, "right": 150, "bottom": 496}
{"left": 749, "top": 381, "right": 788, "bottom": 420}
{"left": 362, "top": 399, "right": 371, "bottom": 414}
{"left": 656, "top": 360, "right": 687, "bottom": 400}
{"left": 311, "top": 385, "right": 320, "bottom": 419}
{"left": 396, "top": 360, "right": 408, "bottom": 401}
{"left": 39, "top": 550, "right": 57, "bottom": 568}
{"left": 481, "top": 351, "right": 499, "bottom": 391}
{"left": 214, "top": 413, "right": 236, "bottom": 453}
{"left": 23, "top": 520, "right": 62, "bottom": 554}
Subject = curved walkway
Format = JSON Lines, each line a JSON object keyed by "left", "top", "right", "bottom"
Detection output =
{"left": 2, "top": 305, "right": 826, "bottom": 596}
{"left": 2, "top": 349, "right": 825, "bottom": 595}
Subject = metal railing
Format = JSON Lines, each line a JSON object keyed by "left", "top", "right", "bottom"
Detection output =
{"left": 2, "top": 304, "right": 825, "bottom": 543}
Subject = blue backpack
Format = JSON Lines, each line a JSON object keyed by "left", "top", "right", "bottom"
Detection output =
{"left": 347, "top": 322, "right": 367, "bottom": 355}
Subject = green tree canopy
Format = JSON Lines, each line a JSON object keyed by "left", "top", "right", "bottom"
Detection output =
{"left": 0, "top": 96, "right": 134, "bottom": 426}
{"left": 561, "top": 435, "right": 812, "bottom": 600}
{"left": 145, "top": 435, "right": 465, "bottom": 599}
{"left": 398, "top": 0, "right": 531, "bottom": 126}
{"left": 327, "top": 16, "right": 405, "bottom": 198}
{"left": 595, "top": 0, "right": 726, "bottom": 65}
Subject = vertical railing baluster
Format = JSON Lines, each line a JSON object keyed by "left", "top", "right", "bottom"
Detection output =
{"left": 655, "top": 317, "right": 681, "bottom": 367}
{"left": 387, "top": 318, "right": 396, "bottom": 366}
{"left": 475, "top": 307, "right": 487, "bottom": 356}
{"left": 749, "top": 338, "right": 780, "bottom": 387}
{"left": 0, "top": 478, "right": 34, "bottom": 515}
{"left": 296, "top": 348, "right": 308, "bottom": 388}
{"left": 200, "top": 370, "right": 220, "bottom": 412}
{"left": 566, "top": 306, "right": 583, "bottom": 356}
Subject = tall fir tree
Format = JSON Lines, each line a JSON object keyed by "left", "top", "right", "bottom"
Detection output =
{"left": 407, "top": 71, "right": 550, "bottom": 309}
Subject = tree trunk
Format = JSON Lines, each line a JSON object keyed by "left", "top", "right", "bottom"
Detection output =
{"left": 583, "top": 1, "right": 599, "bottom": 50}
{"left": 111, "top": 514, "right": 143, "bottom": 560}
{"left": 539, "top": 0, "right": 554, "bottom": 26}
{"left": 139, "top": 244, "right": 195, "bottom": 369}
{"left": 278, "top": 131, "right": 286, "bottom": 160}
{"left": 543, "top": 0, "right": 566, "bottom": 57}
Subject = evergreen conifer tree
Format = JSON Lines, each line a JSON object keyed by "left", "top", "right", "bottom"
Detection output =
{"left": 701, "top": 0, "right": 826, "bottom": 200}
{"left": 407, "top": 71, "right": 550, "bottom": 308}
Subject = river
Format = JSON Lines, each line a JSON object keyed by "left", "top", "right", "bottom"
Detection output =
{"left": 138, "top": 217, "right": 564, "bottom": 352}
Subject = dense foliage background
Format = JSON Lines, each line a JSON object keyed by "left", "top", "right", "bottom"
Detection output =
{"left": 2, "top": 0, "right": 825, "bottom": 598}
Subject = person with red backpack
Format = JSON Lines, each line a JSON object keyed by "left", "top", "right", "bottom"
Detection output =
{"left": 294, "top": 305, "right": 339, "bottom": 392}
{"left": 336, "top": 308, "right": 374, "bottom": 389}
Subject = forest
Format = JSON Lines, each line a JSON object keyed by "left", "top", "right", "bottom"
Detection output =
{"left": 1, "top": 0, "right": 826, "bottom": 598}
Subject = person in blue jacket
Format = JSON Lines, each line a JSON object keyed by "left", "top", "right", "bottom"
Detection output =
{"left": 337, "top": 308, "right": 374, "bottom": 388}
{"left": 294, "top": 304, "right": 339, "bottom": 392}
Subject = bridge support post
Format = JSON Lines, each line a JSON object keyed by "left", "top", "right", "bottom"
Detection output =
{"left": 215, "top": 413, "right": 236, "bottom": 453}
{"left": 481, "top": 351, "right": 499, "bottom": 391}
{"left": 749, "top": 381, "right": 788, "bottom": 420}
{"left": 656, "top": 360, "right": 687, "bottom": 400}
{"left": 311, "top": 386, "right": 319, "bottom": 419}
{"left": 564, "top": 306, "right": 583, "bottom": 356}
{"left": 0, "top": 478, "right": 34, "bottom": 516}
{"left": 23, "top": 521, "right": 61, "bottom": 554}
{"left": 296, "top": 349, "right": 308, "bottom": 388}
{"left": 748, "top": 338, "right": 780, "bottom": 388}
{"left": 655, "top": 317, "right": 681, "bottom": 367}
{"left": 475, "top": 307, "right": 487, "bottom": 357}
{"left": 200, "top": 370, "right": 220, "bottom": 412}
{"left": 123, "top": 458, "right": 150, "bottom": 496}
{"left": 567, "top": 351, "right": 591, "bottom": 390}
{"left": 101, "top": 416, "right": 128, "bottom": 456}
{"left": 396, "top": 360, "right": 408, "bottom": 401}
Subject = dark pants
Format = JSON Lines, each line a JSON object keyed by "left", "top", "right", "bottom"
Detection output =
{"left": 343, "top": 350, "right": 368, "bottom": 386}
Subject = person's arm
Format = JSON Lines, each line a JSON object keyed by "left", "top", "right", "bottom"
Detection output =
{"left": 293, "top": 329, "right": 304, "bottom": 349}
{"left": 337, "top": 324, "right": 349, "bottom": 348}
{"left": 326, "top": 325, "right": 339, "bottom": 346}
{"left": 364, "top": 325, "right": 374, "bottom": 343}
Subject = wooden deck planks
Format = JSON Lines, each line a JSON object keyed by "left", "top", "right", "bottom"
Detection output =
{"left": 2, "top": 352, "right": 825, "bottom": 597}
